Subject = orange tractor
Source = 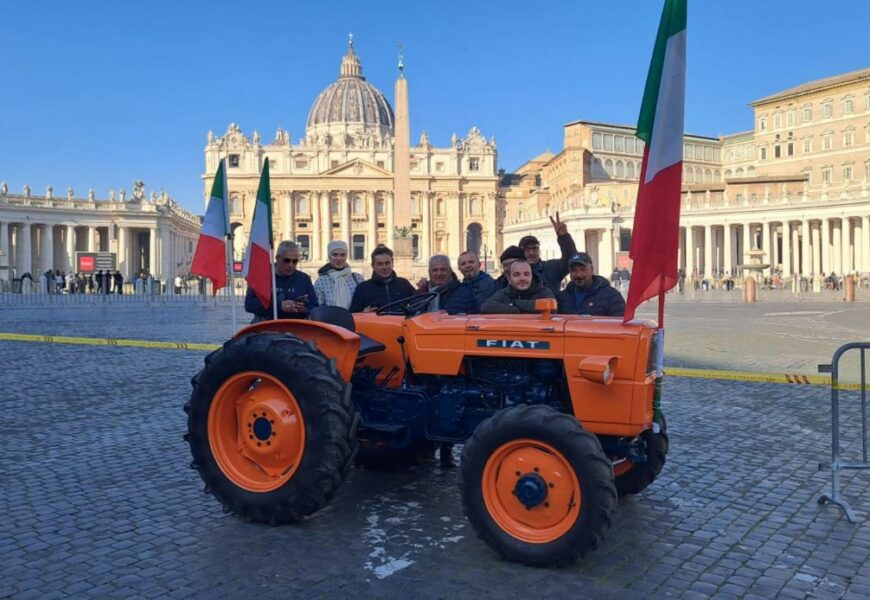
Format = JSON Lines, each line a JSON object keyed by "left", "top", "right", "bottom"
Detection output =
{"left": 185, "top": 297, "right": 667, "bottom": 566}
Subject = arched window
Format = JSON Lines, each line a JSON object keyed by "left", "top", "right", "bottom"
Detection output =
{"left": 376, "top": 196, "right": 385, "bottom": 215}
{"left": 626, "top": 162, "right": 635, "bottom": 179}
{"left": 469, "top": 196, "right": 482, "bottom": 216}
{"left": 714, "top": 169, "right": 721, "bottom": 182}
{"left": 466, "top": 223, "right": 482, "bottom": 256}
{"left": 705, "top": 169, "right": 712, "bottom": 183}
{"left": 352, "top": 194, "right": 364, "bottom": 215}
{"left": 295, "top": 194, "right": 309, "bottom": 214}
{"left": 724, "top": 169, "right": 732, "bottom": 180}
{"left": 330, "top": 196, "right": 340, "bottom": 215}
{"left": 747, "top": 166, "right": 756, "bottom": 176}
{"left": 736, "top": 167, "right": 744, "bottom": 177}
{"left": 604, "top": 159, "right": 613, "bottom": 177}
{"left": 436, "top": 197, "right": 445, "bottom": 216}
{"left": 230, "top": 194, "right": 242, "bottom": 215}
{"left": 410, "top": 195, "right": 419, "bottom": 215}
{"left": 593, "top": 158, "right": 604, "bottom": 177}
{"left": 686, "top": 167, "right": 694, "bottom": 183}
{"left": 615, "top": 160, "right": 624, "bottom": 178}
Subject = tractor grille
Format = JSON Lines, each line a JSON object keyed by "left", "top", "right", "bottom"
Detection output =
{"left": 646, "top": 330, "right": 660, "bottom": 376}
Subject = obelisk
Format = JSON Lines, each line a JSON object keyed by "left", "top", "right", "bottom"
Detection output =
{"left": 392, "top": 47, "right": 414, "bottom": 275}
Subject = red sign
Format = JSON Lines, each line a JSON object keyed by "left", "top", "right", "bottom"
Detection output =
{"left": 233, "top": 261, "right": 244, "bottom": 273}
{"left": 79, "top": 256, "right": 95, "bottom": 271}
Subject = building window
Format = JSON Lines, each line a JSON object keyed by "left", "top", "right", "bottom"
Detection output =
{"left": 297, "top": 235, "right": 310, "bottom": 260}
{"left": 803, "top": 139, "right": 812, "bottom": 153}
{"left": 823, "top": 102, "right": 833, "bottom": 118}
{"left": 844, "top": 130, "right": 854, "bottom": 146}
{"left": 604, "top": 159, "right": 613, "bottom": 177}
{"left": 469, "top": 157, "right": 480, "bottom": 172}
{"left": 377, "top": 160, "right": 385, "bottom": 169}
{"left": 410, "top": 160, "right": 419, "bottom": 171}
{"left": 684, "top": 143, "right": 693, "bottom": 159}
{"left": 330, "top": 197, "right": 340, "bottom": 215}
{"left": 352, "top": 234, "right": 365, "bottom": 260}
{"left": 412, "top": 234, "right": 419, "bottom": 260}
{"left": 822, "top": 134, "right": 833, "bottom": 150}
{"left": 436, "top": 198, "right": 444, "bottom": 216}
{"left": 591, "top": 133, "right": 603, "bottom": 150}
{"left": 822, "top": 168, "right": 832, "bottom": 184}
{"left": 626, "top": 161, "right": 635, "bottom": 179}
{"left": 603, "top": 134, "right": 614, "bottom": 151}
{"left": 268, "top": 159, "right": 277, "bottom": 169}
{"left": 802, "top": 107, "right": 812, "bottom": 122}
{"left": 229, "top": 154, "right": 240, "bottom": 168}
{"left": 615, "top": 160, "right": 624, "bottom": 178}
{"left": 230, "top": 195, "right": 242, "bottom": 215}
{"left": 787, "top": 142, "right": 794, "bottom": 156}
{"left": 865, "top": 162, "right": 870, "bottom": 180}
{"left": 376, "top": 197, "right": 385, "bottom": 215}
{"left": 330, "top": 160, "right": 339, "bottom": 169}
{"left": 685, "top": 167, "right": 694, "bottom": 183}
{"left": 469, "top": 196, "right": 482, "bottom": 216}
{"left": 352, "top": 195, "right": 364, "bottom": 215}
{"left": 705, "top": 169, "right": 712, "bottom": 183}
{"left": 786, "top": 110, "right": 795, "bottom": 126}
{"left": 759, "top": 117, "right": 767, "bottom": 131}
{"left": 704, "top": 146, "right": 713, "bottom": 161}
{"left": 774, "top": 145, "right": 781, "bottom": 159}
{"left": 844, "top": 166, "right": 853, "bottom": 181}
{"left": 714, "top": 169, "right": 721, "bottom": 181}
{"left": 625, "top": 138, "right": 636, "bottom": 154}
{"left": 295, "top": 195, "right": 309, "bottom": 214}
{"left": 435, "top": 162, "right": 444, "bottom": 172}
{"left": 844, "top": 99, "right": 854, "bottom": 114}
{"left": 410, "top": 195, "right": 419, "bottom": 215}
{"left": 774, "top": 113, "right": 782, "bottom": 129}
{"left": 760, "top": 146, "right": 767, "bottom": 160}
{"left": 615, "top": 136, "right": 625, "bottom": 152}
{"left": 295, "top": 159, "right": 308, "bottom": 169}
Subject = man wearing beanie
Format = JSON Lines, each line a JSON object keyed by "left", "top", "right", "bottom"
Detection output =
{"left": 314, "top": 240, "right": 364, "bottom": 309}
{"left": 518, "top": 212, "right": 578, "bottom": 293}
{"left": 494, "top": 245, "right": 526, "bottom": 289}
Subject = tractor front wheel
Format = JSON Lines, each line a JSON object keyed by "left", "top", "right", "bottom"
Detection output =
{"left": 460, "top": 405, "right": 617, "bottom": 566}
{"left": 185, "top": 332, "right": 358, "bottom": 523}
{"left": 613, "top": 417, "right": 668, "bottom": 497}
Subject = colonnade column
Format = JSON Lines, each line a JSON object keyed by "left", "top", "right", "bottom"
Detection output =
{"left": 703, "top": 224, "right": 712, "bottom": 277}
{"left": 66, "top": 225, "right": 76, "bottom": 273}
{"left": 832, "top": 220, "right": 842, "bottom": 274}
{"left": 386, "top": 192, "right": 395, "bottom": 247}
{"left": 782, "top": 222, "right": 791, "bottom": 277}
{"left": 842, "top": 218, "right": 852, "bottom": 274}
{"left": 723, "top": 224, "right": 733, "bottom": 276}
{"left": 791, "top": 224, "right": 800, "bottom": 276}
{"left": 761, "top": 221, "right": 770, "bottom": 276}
{"left": 87, "top": 227, "right": 96, "bottom": 253}
{"left": 281, "top": 193, "right": 292, "bottom": 243}
{"left": 821, "top": 219, "right": 831, "bottom": 274}
{"left": 21, "top": 224, "right": 33, "bottom": 276}
{"left": 40, "top": 224, "right": 54, "bottom": 272}
{"left": 862, "top": 215, "right": 870, "bottom": 273}
{"left": 811, "top": 223, "right": 821, "bottom": 276}
{"left": 684, "top": 227, "right": 694, "bottom": 277}
{"left": 771, "top": 224, "right": 779, "bottom": 272}
{"left": 599, "top": 228, "right": 614, "bottom": 278}
{"left": 742, "top": 223, "right": 752, "bottom": 273}
{"left": 320, "top": 192, "right": 330, "bottom": 261}
{"left": 311, "top": 192, "right": 322, "bottom": 263}
{"left": 117, "top": 226, "right": 128, "bottom": 278}
{"left": 148, "top": 227, "right": 157, "bottom": 275}
{"left": 801, "top": 220, "right": 811, "bottom": 276}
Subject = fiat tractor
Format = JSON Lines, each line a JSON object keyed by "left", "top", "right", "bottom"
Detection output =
{"left": 185, "top": 296, "right": 667, "bottom": 566}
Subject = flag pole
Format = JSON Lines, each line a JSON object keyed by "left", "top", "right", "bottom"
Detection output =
{"left": 219, "top": 156, "right": 238, "bottom": 333}
{"left": 270, "top": 243, "right": 278, "bottom": 321}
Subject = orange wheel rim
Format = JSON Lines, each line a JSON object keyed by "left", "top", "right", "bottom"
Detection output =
{"left": 482, "top": 439, "right": 581, "bottom": 544}
{"left": 612, "top": 459, "right": 632, "bottom": 477}
{"left": 208, "top": 371, "right": 305, "bottom": 492}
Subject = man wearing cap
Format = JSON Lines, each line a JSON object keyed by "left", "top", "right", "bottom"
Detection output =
{"left": 494, "top": 245, "right": 526, "bottom": 289}
{"left": 314, "top": 240, "right": 365, "bottom": 309}
{"left": 556, "top": 252, "right": 626, "bottom": 317}
{"left": 518, "top": 212, "right": 578, "bottom": 294}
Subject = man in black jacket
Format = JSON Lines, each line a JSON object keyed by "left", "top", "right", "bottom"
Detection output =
{"left": 349, "top": 245, "right": 416, "bottom": 312}
{"left": 518, "top": 212, "right": 578, "bottom": 294}
{"left": 481, "top": 260, "right": 556, "bottom": 314}
{"left": 556, "top": 252, "right": 626, "bottom": 317}
{"left": 244, "top": 240, "right": 318, "bottom": 322}
{"left": 457, "top": 251, "right": 497, "bottom": 308}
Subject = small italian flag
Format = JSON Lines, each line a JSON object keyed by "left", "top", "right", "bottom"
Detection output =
{"left": 243, "top": 161, "right": 274, "bottom": 308}
{"left": 191, "top": 159, "right": 229, "bottom": 295}
{"left": 624, "top": 0, "right": 687, "bottom": 324}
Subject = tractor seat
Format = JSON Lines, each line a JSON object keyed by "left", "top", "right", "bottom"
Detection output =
{"left": 309, "top": 305, "right": 386, "bottom": 357}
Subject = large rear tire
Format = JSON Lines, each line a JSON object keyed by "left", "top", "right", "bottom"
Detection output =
{"left": 185, "top": 332, "right": 358, "bottom": 523}
{"left": 459, "top": 405, "right": 616, "bottom": 566}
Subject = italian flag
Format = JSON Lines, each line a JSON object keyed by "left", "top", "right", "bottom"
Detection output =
{"left": 624, "top": 0, "right": 687, "bottom": 324}
{"left": 191, "top": 159, "right": 229, "bottom": 295}
{"left": 243, "top": 161, "right": 274, "bottom": 309}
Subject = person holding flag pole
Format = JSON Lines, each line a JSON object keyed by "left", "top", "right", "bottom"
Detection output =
{"left": 190, "top": 158, "right": 238, "bottom": 331}
{"left": 623, "top": 0, "right": 687, "bottom": 430}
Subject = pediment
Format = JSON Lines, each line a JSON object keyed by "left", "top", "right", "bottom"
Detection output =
{"left": 322, "top": 159, "right": 392, "bottom": 177}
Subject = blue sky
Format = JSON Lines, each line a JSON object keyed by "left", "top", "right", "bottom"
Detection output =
{"left": 2, "top": 1, "right": 869, "bottom": 213}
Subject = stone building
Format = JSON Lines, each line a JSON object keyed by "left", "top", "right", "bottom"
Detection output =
{"left": 0, "top": 182, "right": 201, "bottom": 282}
{"left": 500, "top": 66, "right": 870, "bottom": 283}
{"left": 203, "top": 36, "right": 500, "bottom": 278}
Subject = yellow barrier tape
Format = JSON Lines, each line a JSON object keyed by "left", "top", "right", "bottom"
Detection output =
{"left": 0, "top": 331, "right": 866, "bottom": 390}
{"left": 0, "top": 332, "right": 220, "bottom": 352}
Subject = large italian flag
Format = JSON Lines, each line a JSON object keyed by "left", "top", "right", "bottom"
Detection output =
{"left": 243, "top": 161, "right": 274, "bottom": 308}
{"left": 191, "top": 159, "right": 229, "bottom": 295}
{"left": 624, "top": 0, "right": 687, "bottom": 324}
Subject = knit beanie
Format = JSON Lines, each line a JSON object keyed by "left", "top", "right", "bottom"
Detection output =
{"left": 499, "top": 245, "right": 525, "bottom": 263}
{"left": 327, "top": 240, "right": 349, "bottom": 255}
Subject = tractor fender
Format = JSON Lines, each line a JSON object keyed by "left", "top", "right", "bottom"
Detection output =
{"left": 234, "top": 320, "right": 360, "bottom": 382}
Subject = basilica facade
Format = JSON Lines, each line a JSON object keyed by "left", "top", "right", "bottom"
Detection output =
{"left": 501, "top": 67, "right": 870, "bottom": 283}
{"left": 203, "top": 38, "right": 500, "bottom": 277}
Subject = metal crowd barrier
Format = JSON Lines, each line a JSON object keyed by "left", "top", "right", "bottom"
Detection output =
{"left": 818, "top": 342, "right": 870, "bottom": 522}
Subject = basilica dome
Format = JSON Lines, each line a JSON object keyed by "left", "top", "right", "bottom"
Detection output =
{"left": 306, "top": 37, "right": 394, "bottom": 140}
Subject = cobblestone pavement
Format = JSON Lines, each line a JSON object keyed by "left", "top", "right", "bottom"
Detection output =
{"left": 2, "top": 304, "right": 870, "bottom": 598}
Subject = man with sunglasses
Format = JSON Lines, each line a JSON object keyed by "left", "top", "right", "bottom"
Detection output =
{"left": 244, "top": 240, "right": 318, "bottom": 322}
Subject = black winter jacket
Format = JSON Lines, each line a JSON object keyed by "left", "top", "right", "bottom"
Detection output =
{"left": 556, "top": 275, "right": 626, "bottom": 317}
{"left": 245, "top": 269, "right": 318, "bottom": 321}
{"left": 349, "top": 272, "right": 416, "bottom": 313}
{"left": 480, "top": 275, "right": 556, "bottom": 314}
{"left": 422, "top": 275, "right": 478, "bottom": 314}
{"left": 533, "top": 232, "right": 578, "bottom": 293}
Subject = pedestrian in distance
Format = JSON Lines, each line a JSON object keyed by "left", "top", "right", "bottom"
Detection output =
{"left": 314, "top": 240, "right": 364, "bottom": 309}
{"left": 556, "top": 252, "right": 625, "bottom": 317}
{"left": 244, "top": 240, "right": 318, "bottom": 322}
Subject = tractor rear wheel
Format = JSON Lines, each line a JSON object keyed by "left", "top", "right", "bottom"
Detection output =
{"left": 459, "top": 405, "right": 616, "bottom": 566}
{"left": 613, "top": 416, "right": 668, "bottom": 496}
{"left": 185, "top": 332, "right": 358, "bottom": 523}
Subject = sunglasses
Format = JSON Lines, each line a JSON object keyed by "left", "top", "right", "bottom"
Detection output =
{"left": 280, "top": 258, "right": 299, "bottom": 264}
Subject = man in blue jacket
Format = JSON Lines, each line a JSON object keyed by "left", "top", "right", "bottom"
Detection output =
{"left": 244, "top": 240, "right": 318, "bottom": 322}
{"left": 416, "top": 255, "right": 477, "bottom": 314}
{"left": 457, "top": 251, "right": 497, "bottom": 309}
{"left": 556, "top": 252, "right": 625, "bottom": 317}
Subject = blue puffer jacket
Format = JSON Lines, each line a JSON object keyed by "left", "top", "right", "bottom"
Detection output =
{"left": 462, "top": 271, "right": 498, "bottom": 310}
{"left": 556, "top": 275, "right": 625, "bottom": 317}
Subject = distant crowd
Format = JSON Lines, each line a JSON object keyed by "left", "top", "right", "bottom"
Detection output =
{"left": 245, "top": 213, "right": 627, "bottom": 323}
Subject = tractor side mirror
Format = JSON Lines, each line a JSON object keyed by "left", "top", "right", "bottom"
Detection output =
{"left": 535, "top": 298, "right": 557, "bottom": 320}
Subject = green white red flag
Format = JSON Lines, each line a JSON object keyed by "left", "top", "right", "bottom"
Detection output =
{"left": 243, "top": 161, "right": 274, "bottom": 309}
{"left": 191, "top": 159, "right": 229, "bottom": 295}
{"left": 624, "top": 0, "right": 687, "bottom": 324}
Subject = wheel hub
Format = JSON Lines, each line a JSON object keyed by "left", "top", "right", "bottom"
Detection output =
{"left": 514, "top": 473, "right": 549, "bottom": 509}
{"left": 252, "top": 416, "right": 273, "bottom": 441}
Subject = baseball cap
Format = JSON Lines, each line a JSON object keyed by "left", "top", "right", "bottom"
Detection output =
{"left": 499, "top": 245, "right": 526, "bottom": 263}
{"left": 568, "top": 252, "right": 593, "bottom": 267}
{"left": 518, "top": 235, "right": 540, "bottom": 248}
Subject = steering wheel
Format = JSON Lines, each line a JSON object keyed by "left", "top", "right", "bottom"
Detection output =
{"left": 375, "top": 292, "right": 438, "bottom": 317}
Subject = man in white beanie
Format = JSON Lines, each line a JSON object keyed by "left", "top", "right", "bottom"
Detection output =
{"left": 314, "top": 240, "right": 364, "bottom": 309}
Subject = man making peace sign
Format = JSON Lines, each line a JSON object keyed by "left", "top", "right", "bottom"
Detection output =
{"left": 517, "top": 211, "right": 579, "bottom": 293}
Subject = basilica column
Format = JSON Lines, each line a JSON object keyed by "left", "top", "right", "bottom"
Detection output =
{"left": 703, "top": 224, "right": 712, "bottom": 277}
{"left": 311, "top": 192, "right": 322, "bottom": 262}
{"left": 761, "top": 221, "right": 771, "bottom": 277}
{"left": 821, "top": 218, "right": 831, "bottom": 274}
{"left": 66, "top": 225, "right": 76, "bottom": 273}
{"left": 386, "top": 192, "right": 395, "bottom": 246}
{"left": 281, "top": 193, "right": 293, "bottom": 243}
{"left": 801, "top": 220, "right": 811, "bottom": 276}
{"left": 862, "top": 215, "right": 870, "bottom": 273}
{"left": 40, "top": 224, "right": 54, "bottom": 272}
{"left": 832, "top": 219, "right": 842, "bottom": 274}
{"left": 723, "top": 224, "right": 733, "bottom": 276}
{"left": 782, "top": 222, "right": 791, "bottom": 277}
{"left": 341, "top": 192, "right": 351, "bottom": 244}
{"left": 367, "top": 193, "right": 378, "bottom": 259}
